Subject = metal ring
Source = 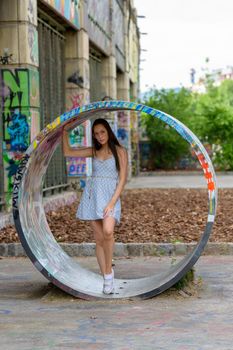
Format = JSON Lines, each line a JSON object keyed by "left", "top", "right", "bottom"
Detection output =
{"left": 12, "top": 101, "right": 217, "bottom": 300}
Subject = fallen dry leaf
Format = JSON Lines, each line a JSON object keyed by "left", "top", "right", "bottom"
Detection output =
{"left": 0, "top": 189, "right": 232, "bottom": 244}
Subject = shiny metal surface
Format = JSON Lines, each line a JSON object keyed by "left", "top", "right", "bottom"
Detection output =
{"left": 12, "top": 101, "right": 217, "bottom": 299}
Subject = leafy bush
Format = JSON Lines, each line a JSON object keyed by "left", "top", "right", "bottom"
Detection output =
{"left": 192, "top": 81, "right": 233, "bottom": 170}
{"left": 141, "top": 81, "right": 233, "bottom": 170}
{"left": 142, "top": 87, "right": 195, "bottom": 169}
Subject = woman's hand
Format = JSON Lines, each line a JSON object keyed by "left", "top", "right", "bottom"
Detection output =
{"left": 62, "top": 125, "right": 93, "bottom": 158}
{"left": 103, "top": 201, "right": 115, "bottom": 218}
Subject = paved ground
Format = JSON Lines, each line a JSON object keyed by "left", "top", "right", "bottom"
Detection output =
{"left": 126, "top": 173, "right": 233, "bottom": 189}
{"left": 1, "top": 173, "right": 232, "bottom": 349}
{"left": 1, "top": 255, "right": 233, "bottom": 350}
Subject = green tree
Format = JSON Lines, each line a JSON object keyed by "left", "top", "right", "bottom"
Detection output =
{"left": 142, "top": 87, "right": 194, "bottom": 169}
{"left": 192, "top": 80, "right": 233, "bottom": 170}
{"left": 141, "top": 81, "right": 233, "bottom": 170}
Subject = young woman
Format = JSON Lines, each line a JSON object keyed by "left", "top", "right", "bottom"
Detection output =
{"left": 63, "top": 118, "right": 128, "bottom": 294}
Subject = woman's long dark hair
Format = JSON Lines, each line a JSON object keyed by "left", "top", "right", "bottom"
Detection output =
{"left": 92, "top": 118, "right": 122, "bottom": 172}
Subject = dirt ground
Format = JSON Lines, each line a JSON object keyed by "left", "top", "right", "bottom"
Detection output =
{"left": 1, "top": 189, "right": 232, "bottom": 244}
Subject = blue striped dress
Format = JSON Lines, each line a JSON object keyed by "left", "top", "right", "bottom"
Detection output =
{"left": 76, "top": 156, "right": 121, "bottom": 224}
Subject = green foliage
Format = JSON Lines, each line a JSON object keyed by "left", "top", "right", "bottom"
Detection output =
{"left": 174, "top": 268, "right": 195, "bottom": 291}
{"left": 193, "top": 80, "right": 233, "bottom": 170}
{"left": 142, "top": 87, "right": 194, "bottom": 169}
{"left": 141, "top": 80, "right": 233, "bottom": 170}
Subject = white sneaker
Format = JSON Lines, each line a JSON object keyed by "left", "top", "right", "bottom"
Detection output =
{"left": 103, "top": 269, "right": 114, "bottom": 294}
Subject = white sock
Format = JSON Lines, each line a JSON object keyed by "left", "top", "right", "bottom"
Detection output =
{"left": 104, "top": 270, "right": 113, "bottom": 279}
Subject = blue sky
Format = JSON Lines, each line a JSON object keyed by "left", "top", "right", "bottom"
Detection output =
{"left": 134, "top": 0, "right": 233, "bottom": 91}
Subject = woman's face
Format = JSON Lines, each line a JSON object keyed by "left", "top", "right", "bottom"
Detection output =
{"left": 93, "top": 124, "right": 109, "bottom": 145}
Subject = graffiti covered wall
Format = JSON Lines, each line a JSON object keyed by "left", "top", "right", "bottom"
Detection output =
{"left": 117, "top": 110, "right": 129, "bottom": 150}
{"left": 130, "top": 111, "right": 139, "bottom": 175}
{"left": 113, "top": 0, "right": 125, "bottom": 71}
{"left": 128, "top": 8, "right": 139, "bottom": 84}
{"left": 67, "top": 157, "right": 87, "bottom": 176}
{"left": 0, "top": 68, "right": 40, "bottom": 205}
{"left": 42, "top": 0, "right": 80, "bottom": 28}
{"left": 87, "top": 0, "right": 111, "bottom": 54}
{"left": 28, "top": 24, "right": 39, "bottom": 65}
{"left": 65, "top": 91, "right": 92, "bottom": 177}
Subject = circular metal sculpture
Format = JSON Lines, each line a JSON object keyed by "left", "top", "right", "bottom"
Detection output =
{"left": 13, "top": 101, "right": 217, "bottom": 300}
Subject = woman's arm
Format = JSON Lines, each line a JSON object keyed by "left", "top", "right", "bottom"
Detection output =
{"left": 103, "top": 147, "right": 128, "bottom": 217}
{"left": 62, "top": 128, "right": 93, "bottom": 158}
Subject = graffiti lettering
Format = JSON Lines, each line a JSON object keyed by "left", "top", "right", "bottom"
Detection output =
{"left": 67, "top": 71, "right": 84, "bottom": 87}
{"left": 0, "top": 68, "right": 36, "bottom": 207}
{"left": 67, "top": 157, "right": 86, "bottom": 176}
{"left": 27, "top": 0, "right": 35, "bottom": 23}
{"left": 65, "top": 92, "right": 91, "bottom": 176}
{"left": 12, "top": 154, "right": 30, "bottom": 209}
{"left": 69, "top": 124, "right": 85, "bottom": 146}
{"left": 1, "top": 69, "right": 30, "bottom": 152}
{"left": 69, "top": 92, "right": 84, "bottom": 109}
{"left": 0, "top": 52, "right": 13, "bottom": 65}
{"left": 28, "top": 25, "right": 38, "bottom": 64}
{"left": 7, "top": 110, "right": 29, "bottom": 151}
{"left": 2, "top": 152, "right": 24, "bottom": 207}
{"left": 2, "top": 69, "right": 29, "bottom": 111}
{"left": 42, "top": 0, "right": 80, "bottom": 28}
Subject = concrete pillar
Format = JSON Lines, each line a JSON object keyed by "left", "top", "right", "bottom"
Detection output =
{"left": 65, "top": 1, "right": 91, "bottom": 180}
{"left": 117, "top": 71, "right": 130, "bottom": 100}
{"left": 100, "top": 0, "right": 116, "bottom": 99}
{"left": 65, "top": 0, "right": 89, "bottom": 106}
{"left": 116, "top": 71, "right": 132, "bottom": 177}
{"left": 101, "top": 55, "right": 117, "bottom": 99}
{"left": 130, "top": 83, "right": 140, "bottom": 175}
{"left": 130, "top": 82, "right": 138, "bottom": 101}
{"left": 99, "top": 55, "right": 117, "bottom": 136}
{"left": 0, "top": 0, "right": 40, "bottom": 209}
{"left": 100, "top": 0, "right": 117, "bottom": 136}
{"left": 115, "top": 0, "right": 132, "bottom": 176}
{"left": 65, "top": 29, "right": 90, "bottom": 109}
{"left": 120, "top": 0, "right": 140, "bottom": 177}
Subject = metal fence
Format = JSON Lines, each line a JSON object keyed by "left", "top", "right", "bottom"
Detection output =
{"left": 38, "top": 17, "right": 68, "bottom": 195}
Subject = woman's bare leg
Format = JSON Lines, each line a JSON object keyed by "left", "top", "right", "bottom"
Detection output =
{"left": 102, "top": 217, "right": 116, "bottom": 274}
{"left": 90, "top": 220, "right": 106, "bottom": 275}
